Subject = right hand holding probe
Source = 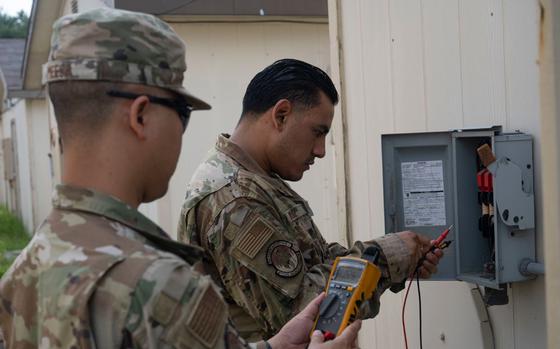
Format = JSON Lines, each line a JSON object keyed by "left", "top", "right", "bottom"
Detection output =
{"left": 415, "top": 225, "right": 454, "bottom": 278}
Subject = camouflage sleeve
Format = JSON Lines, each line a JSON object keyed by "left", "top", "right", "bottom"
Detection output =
{"left": 119, "top": 257, "right": 251, "bottom": 349}
{"left": 327, "top": 235, "right": 411, "bottom": 318}
{"left": 203, "top": 198, "right": 332, "bottom": 338}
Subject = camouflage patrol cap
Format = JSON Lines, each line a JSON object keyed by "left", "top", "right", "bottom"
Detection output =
{"left": 42, "top": 7, "right": 211, "bottom": 110}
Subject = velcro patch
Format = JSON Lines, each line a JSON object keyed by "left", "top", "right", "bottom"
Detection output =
{"left": 284, "top": 203, "right": 308, "bottom": 222}
{"left": 186, "top": 285, "right": 226, "bottom": 348}
{"left": 152, "top": 267, "right": 190, "bottom": 326}
{"left": 153, "top": 293, "right": 178, "bottom": 325}
{"left": 234, "top": 218, "right": 274, "bottom": 259}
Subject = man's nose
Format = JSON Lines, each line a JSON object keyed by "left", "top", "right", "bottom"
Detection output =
{"left": 313, "top": 138, "right": 326, "bottom": 158}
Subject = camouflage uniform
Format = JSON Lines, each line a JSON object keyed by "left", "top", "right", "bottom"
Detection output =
{"left": 0, "top": 185, "right": 258, "bottom": 349}
{"left": 0, "top": 8, "right": 266, "bottom": 349}
{"left": 178, "top": 134, "right": 412, "bottom": 341}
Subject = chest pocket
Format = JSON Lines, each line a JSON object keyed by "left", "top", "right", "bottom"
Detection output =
{"left": 282, "top": 202, "right": 327, "bottom": 265}
{"left": 284, "top": 203, "right": 314, "bottom": 233}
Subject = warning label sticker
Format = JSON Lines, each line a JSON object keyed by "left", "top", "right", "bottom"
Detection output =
{"left": 401, "top": 160, "right": 446, "bottom": 227}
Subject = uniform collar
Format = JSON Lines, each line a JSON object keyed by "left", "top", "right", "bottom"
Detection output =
{"left": 216, "top": 134, "right": 269, "bottom": 176}
{"left": 52, "top": 184, "right": 203, "bottom": 263}
{"left": 215, "top": 134, "right": 306, "bottom": 199}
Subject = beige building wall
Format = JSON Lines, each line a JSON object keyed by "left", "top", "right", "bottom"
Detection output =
{"left": 1, "top": 100, "right": 34, "bottom": 232}
{"left": 26, "top": 99, "right": 54, "bottom": 227}
{"left": 331, "top": 0, "right": 544, "bottom": 348}
{"left": 145, "top": 19, "right": 339, "bottom": 242}
{"left": 2, "top": 100, "right": 34, "bottom": 230}
{"left": 0, "top": 98, "right": 54, "bottom": 232}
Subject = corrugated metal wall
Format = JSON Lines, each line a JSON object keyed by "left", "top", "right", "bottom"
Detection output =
{"left": 332, "top": 0, "right": 544, "bottom": 348}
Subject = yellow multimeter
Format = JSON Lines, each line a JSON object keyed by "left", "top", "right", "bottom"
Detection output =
{"left": 312, "top": 247, "right": 382, "bottom": 339}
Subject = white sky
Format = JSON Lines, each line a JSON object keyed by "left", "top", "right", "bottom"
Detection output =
{"left": 0, "top": 0, "right": 33, "bottom": 15}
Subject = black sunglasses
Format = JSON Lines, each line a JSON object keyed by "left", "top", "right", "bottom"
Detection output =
{"left": 107, "top": 90, "right": 192, "bottom": 131}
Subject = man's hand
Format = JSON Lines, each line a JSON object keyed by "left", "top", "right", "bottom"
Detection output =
{"left": 417, "top": 239, "right": 444, "bottom": 278}
{"left": 309, "top": 321, "right": 361, "bottom": 349}
{"left": 396, "top": 231, "right": 444, "bottom": 278}
{"left": 267, "top": 293, "right": 362, "bottom": 349}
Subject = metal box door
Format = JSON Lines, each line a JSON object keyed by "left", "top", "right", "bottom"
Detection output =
{"left": 382, "top": 131, "right": 456, "bottom": 281}
{"left": 382, "top": 128, "right": 535, "bottom": 289}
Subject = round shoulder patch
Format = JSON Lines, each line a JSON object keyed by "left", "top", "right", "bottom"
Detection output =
{"left": 266, "top": 240, "right": 303, "bottom": 278}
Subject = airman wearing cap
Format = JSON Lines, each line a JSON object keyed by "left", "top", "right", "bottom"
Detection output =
{"left": 0, "top": 7, "right": 361, "bottom": 349}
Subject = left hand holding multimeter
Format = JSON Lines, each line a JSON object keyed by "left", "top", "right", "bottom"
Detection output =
{"left": 312, "top": 229, "right": 450, "bottom": 341}
{"left": 311, "top": 246, "right": 382, "bottom": 340}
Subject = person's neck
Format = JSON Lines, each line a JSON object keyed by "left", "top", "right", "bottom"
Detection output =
{"left": 230, "top": 125, "right": 272, "bottom": 174}
{"left": 62, "top": 147, "right": 143, "bottom": 208}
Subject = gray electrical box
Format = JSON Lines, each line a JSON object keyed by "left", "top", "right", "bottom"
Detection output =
{"left": 381, "top": 126, "right": 535, "bottom": 289}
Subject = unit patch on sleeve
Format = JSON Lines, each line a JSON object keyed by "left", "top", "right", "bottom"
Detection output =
{"left": 266, "top": 240, "right": 303, "bottom": 278}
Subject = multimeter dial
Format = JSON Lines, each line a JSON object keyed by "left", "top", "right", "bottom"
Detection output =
{"left": 315, "top": 283, "right": 354, "bottom": 333}
{"left": 319, "top": 293, "right": 340, "bottom": 318}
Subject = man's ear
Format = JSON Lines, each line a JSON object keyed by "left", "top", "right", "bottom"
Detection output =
{"left": 271, "top": 99, "right": 292, "bottom": 131}
{"left": 128, "top": 96, "right": 150, "bottom": 140}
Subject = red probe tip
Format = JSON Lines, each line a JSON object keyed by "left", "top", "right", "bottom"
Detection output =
{"left": 435, "top": 225, "right": 454, "bottom": 245}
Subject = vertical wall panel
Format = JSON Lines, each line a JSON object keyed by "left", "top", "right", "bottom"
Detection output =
{"left": 501, "top": 1, "right": 545, "bottom": 348}
{"left": 422, "top": 0, "right": 463, "bottom": 130}
{"left": 459, "top": 0, "right": 497, "bottom": 126}
{"left": 340, "top": 0, "right": 371, "bottom": 243}
{"left": 17, "top": 102, "right": 34, "bottom": 232}
{"left": 487, "top": 0, "right": 508, "bottom": 127}
{"left": 355, "top": 0, "right": 401, "bottom": 347}
{"left": 338, "top": 0, "right": 380, "bottom": 345}
{"left": 360, "top": 0, "right": 395, "bottom": 241}
{"left": 389, "top": 0, "right": 427, "bottom": 131}
{"left": 27, "top": 99, "right": 52, "bottom": 227}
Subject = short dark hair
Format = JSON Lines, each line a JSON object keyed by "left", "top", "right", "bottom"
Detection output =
{"left": 241, "top": 59, "right": 338, "bottom": 117}
{"left": 48, "top": 81, "right": 120, "bottom": 144}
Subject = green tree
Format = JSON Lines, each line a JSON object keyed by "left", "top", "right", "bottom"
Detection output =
{"left": 0, "top": 9, "right": 29, "bottom": 38}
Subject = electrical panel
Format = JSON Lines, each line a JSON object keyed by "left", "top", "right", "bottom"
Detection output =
{"left": 381, "top": 126, "right": 535, "bottom": 289}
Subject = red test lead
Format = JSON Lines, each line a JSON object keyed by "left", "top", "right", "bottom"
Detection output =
{"left": 415, "top": 225, "right": 454, "bottom": 271}
{"left": 434, "top": 224, "right": 454, "bottom": 248}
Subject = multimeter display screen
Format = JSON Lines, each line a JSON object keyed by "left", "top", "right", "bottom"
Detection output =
{"left": 334, "top": 265, "right": 363, "bottom": 284}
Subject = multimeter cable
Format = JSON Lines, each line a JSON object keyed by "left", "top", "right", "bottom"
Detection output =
{"left": 403, "top": 239, "right": 453, "bottom": 349}
{"left": 402, "top": 226, "right": 453, "bottom": 349}
{"left": 402, "top": 267, "right": 421, "bottom": 349}
{"left": 417, "top": 271, "right": 422, "bottom": 349}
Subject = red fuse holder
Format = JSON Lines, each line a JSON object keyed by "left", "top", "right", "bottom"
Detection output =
{"left": 477, "top": 169, "right": 493, "bottom": 192}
